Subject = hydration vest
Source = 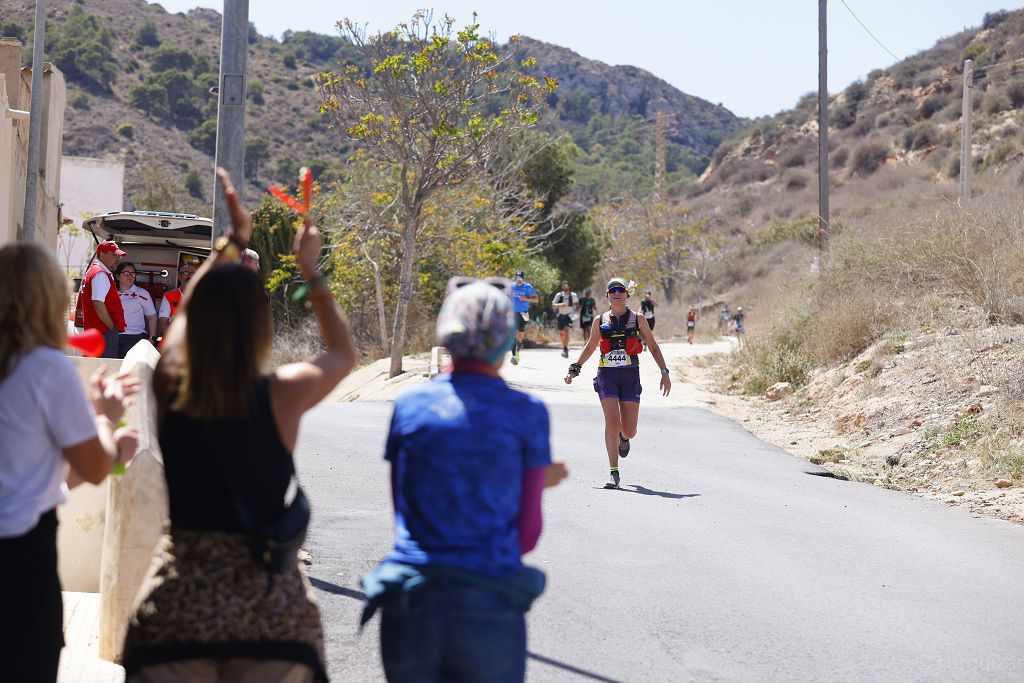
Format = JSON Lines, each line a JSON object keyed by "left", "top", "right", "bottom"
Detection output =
{"left": 163, "top": 289, "right": 183, "bottom": 322}
{"left": 687, "top": 309, "right": 698, "bottom": 323}
{"left": 598, "top": 310, "right": 644, "bottom": 368}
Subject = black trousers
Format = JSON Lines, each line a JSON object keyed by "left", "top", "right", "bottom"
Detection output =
{"left": 0, "top": 509, "right": 64, "bottom": 682}
{"left": 118, "top": 332, "right": 149, "bottom": 358}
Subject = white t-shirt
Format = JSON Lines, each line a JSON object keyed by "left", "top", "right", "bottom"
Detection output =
{"left": 0, "top": 348, "right": 97, "bottom": 538}
{"left": 119, "top": 285, "right": 157, "bottom": 335}
{"left": 553, "top": 291, "right": 578, "bottom": 316}
{"left": 90, "top": 260, "right": 114, "bottom": 302}
{"left": 158, "top": 295, "right": 174, "bottom": 320}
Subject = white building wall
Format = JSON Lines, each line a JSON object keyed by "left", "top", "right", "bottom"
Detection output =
{"left": 59, "top": 156, "right": 125, "bottom": 276}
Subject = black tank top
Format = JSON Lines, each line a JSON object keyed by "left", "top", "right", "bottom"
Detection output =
{"left": 160, "top": 377, "right": 294, "bottom": 534}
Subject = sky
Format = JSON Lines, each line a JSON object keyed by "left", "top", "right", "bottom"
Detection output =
{"left": 151, "top": 1, "right": 1022, "bottom": 119}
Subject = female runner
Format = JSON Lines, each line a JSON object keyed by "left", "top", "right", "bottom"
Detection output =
{"left": 564, "top": 278, "right": 671, "bottom": 488}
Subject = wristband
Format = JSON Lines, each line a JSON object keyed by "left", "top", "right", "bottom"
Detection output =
{"left": 213, "top": 235, "right": 242, "bottom": 261}
{"left": 568, "top": 362, "right": 582, "bottom": 377}
{"left": 660, "top": 368, "right": 670, "bottom": 375}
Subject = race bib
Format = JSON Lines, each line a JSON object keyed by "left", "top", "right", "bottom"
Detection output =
{"left": 601, "top": 349, "right": 630, "bottom": 368}
{"left": 520, "top": 312, "right": 529, "bottom": 321}
{"left": 644, "top": 311, "right": 654, "bottom": 319}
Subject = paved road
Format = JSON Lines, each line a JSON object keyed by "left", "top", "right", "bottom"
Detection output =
{"left": 296, "top": 346, "right": 1024, "bottom": 682}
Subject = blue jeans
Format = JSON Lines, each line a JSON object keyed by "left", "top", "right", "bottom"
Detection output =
{"left": 380, "top": 582, "right": 527, "bottom": 683}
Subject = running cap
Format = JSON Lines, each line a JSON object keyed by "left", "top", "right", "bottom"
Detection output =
{"left": 514, "top": 269, "right": 524, "bottom": 279}
{"left": 645, "top": 290, "right": 652, "bottom": 295}
{"left": 737, "top": 306, "right": 743, "bottom": 311}
{"left": 437, "top": 280, "right": 515, "bottom": 364}
{"left": 96, "top": 241, "right": 126, "bottom": 256}
{"left": 561, "top": 280, "right": 569, "bottom": 287}
{"left": 606, "top": 277, "right": 628, "bottom": 291}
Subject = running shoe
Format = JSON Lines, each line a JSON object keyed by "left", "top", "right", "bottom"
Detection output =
{"left": 561, "top": 347, "right": 569, "bottom": 358}
{"left": 618, "top": 433, "right": 630, "bottom": 458}
{"left": 604, "top": 469, "right": 620, "bottom": 489}
{"left": 510, "top": 352, "right": 519, "bottom": 365}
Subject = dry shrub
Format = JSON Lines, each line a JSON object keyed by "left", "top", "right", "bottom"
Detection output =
{"left": 268, "top": 317, "right": 324, "bottom": 369}
{"left": 851, "top": 140, "right": 889, "bottom": 176}
{"left": 881, "top": 198, "right": 1024, "bottom": 323}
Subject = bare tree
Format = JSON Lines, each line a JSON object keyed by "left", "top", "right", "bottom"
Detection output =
{"left": 317, "top": 12, "right": 556, "bottom": 376}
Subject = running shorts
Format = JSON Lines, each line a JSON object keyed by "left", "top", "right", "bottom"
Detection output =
{"left": 517, "top": 312, "right": 528, "bottom": 332}
{"left": 557, "top": 314, "right": 572, "bottom": 330}
{"left": 593, "top": 366, "right": 642, "bottom": 403}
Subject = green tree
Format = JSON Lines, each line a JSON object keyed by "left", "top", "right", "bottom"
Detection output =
{"left": 135, "top": 19, "right": 160, "bottom": 48}
{"left": 187, "top": 118, "right": 218, "bottom": 155}
{"left": 150, "top": 45, "right": 195, "bottom": 72}
{"left": 244, "top": 138, "right": 271, "bottom": 184}
{"left": 47, "top": 5, "right": 117, "bottom": 90}
{"left": 184, "top": 169, "right": 203, "bottom": 198}
{"left": 317, "top": 13, "right": 556, "bottom": 376}
{"left": 128, "top": 82, "right": 167, "bottom": 116}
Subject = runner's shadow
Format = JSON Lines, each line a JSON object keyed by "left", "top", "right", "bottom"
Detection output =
{"left": 308, "top": 576, "right": 365, "bottom": 601}
{"left": 628, "top": 485, "right": 699, "bottom": 499}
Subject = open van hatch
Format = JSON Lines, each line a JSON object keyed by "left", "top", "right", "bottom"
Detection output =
{"left": 82, "top": 211, "right": 213, "bottom": 250}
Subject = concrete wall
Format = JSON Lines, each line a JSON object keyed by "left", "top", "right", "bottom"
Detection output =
{"left": 56, "top": 342, "right": 168, "bottom": 662}
{"left": 59, "top": 156, "right": 125, "bottom": 276}
{"left": 55, "top": 354, "right": 122, "bottom": 593}
{"left": 0, "top": 37, "right": 66, "bottom": 251}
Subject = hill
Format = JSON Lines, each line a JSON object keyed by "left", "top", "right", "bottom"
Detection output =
{"left": 0, "top": 0, "right": 746, "bottom": 209}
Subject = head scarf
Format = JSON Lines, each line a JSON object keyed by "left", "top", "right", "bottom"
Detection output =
{"left": 437, "top": 280, "right": 515, "bottom": 364}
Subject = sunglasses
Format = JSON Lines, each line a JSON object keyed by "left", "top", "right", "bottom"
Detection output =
{"left": 607, "top": 286, "right": 627, "bottom": 293}
{"left": 120, "top": 271, "right": 136, "bottom": 277}
{"left": 448, "top": 276, "right": 513, "bottom": 295}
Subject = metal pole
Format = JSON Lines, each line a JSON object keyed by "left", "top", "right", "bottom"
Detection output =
{"left": 22, "top": 0, "right": 46, "bottom": 241}
{"left": 817, "top": 0, "right": 829, "bottom": 250}
{"left": 959, "top": 59, "right": 973, "bottom": 206}
{"left": 211, "top": 0, "right": 249, "bottom": 243}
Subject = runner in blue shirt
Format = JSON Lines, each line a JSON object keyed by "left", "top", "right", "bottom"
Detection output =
{"left": 509, "top": 269, "right": 538, "bottom": 365}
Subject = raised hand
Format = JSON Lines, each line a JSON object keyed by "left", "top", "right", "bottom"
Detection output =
{"left": 216, "top": 168, "right": 253, "bottom": 246}
{"left": 293, "top": 217, "right": 323, "bottom": 280}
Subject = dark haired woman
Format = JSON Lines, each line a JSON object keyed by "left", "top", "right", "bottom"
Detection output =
{"left": 564, "top": 277, "right": 671, "bottom": 489}
{"left": 122, "top": 170, "right": 356, "bottom": 683}
{"left": 113, "top": 261, "right": 157, "bottom": 358}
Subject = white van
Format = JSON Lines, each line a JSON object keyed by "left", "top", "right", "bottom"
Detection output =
{"left": 79, "top": 211, "right": 212, "bottom": 320}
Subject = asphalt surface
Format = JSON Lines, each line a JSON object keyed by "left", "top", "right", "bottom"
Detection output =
{"left": 296, "top": 348, "right": 1024, "bottom": 682}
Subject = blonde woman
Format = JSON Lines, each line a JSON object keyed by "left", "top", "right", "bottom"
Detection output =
{"left": 122, "top": 170, "right": 356, "bottom": 683}
{"left": 0, "top": 242, "right": 138, "bottom": 682}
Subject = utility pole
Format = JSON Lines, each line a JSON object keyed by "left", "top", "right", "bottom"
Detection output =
{"left": 22, "top": 0, "right": 46, "bottom": 241}
{"left": 211, "top": 0, "right": 249, "bottom": 242}
{"left": 654, "top": 110, "right": 667, "bottom": 201}
{"left": 959, "top": 59, "right": 973, "bottom": 205}
{"left": 817, "top": 0, "right": 829, "bottom": 250}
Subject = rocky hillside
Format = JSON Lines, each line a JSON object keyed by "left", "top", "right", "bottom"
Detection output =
{"left": 0, "top": 0, "right": 746, "bottom": 209}
{"left": 690, "top": 9, "right": 1024, "bottom": 227}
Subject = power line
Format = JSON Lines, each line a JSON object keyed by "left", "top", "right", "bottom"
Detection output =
{"left": 840, "top": 0, "right": 901, "bottom": 62}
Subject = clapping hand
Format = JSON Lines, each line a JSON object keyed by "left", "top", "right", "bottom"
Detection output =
{"left": 89, "top": 367, "right": 140, "bottom": 423}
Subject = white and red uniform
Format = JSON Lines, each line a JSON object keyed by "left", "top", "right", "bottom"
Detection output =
{"left": 119, "top": 285, "right": 157, "bottom": 335}
{"left": 77, "top": 261, "right": 125, "bottom": 333}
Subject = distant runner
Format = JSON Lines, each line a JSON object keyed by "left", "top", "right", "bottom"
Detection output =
{"left": 552, "top": 281, "right": 579, "bottom": 358}
{"left": 686, "top": 304, "right": 699, "bottom": 344}
{"left": 510, "top": 270, "right": 538, "bottom": 365}
{"left": 719, "top": 306, "right": 731, "bottom": 335}
{"left": 578, "top": 289, "right": 596, "bottom": 343}
{"left": 641, "top": 290, "right": 657, "bottom": 330}
{"left": 564, "top": 278, "right": 671, "bottom": 489}
{"left": 733, "top": 306, "right": 745, "bottom": 336}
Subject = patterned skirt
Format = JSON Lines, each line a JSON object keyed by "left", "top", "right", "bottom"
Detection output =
{"left": 122, "top": 527, "right": 327, "bottom": 682}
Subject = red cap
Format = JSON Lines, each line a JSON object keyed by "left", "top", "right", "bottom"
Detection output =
{"left": 96, "top": 241, "right": 126, "bottom": 256}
